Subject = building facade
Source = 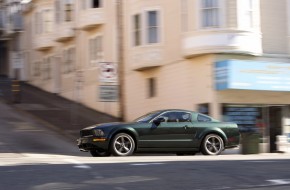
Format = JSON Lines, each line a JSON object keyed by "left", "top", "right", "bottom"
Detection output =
{"left": 21, "top": 0, "right": 290, "bottom": 153}
{"left": 0, "top": 0, "right": 23, "bottom": 79}
{"left": 22, "top": 0, "right": 119, "bottom": 117}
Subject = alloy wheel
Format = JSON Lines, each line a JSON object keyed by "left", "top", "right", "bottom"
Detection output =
{"left": 201, "top": 134, "right": 224, "bottom": 155}
{"left": 111, "top": 133, "right": 135, "bottom": 156}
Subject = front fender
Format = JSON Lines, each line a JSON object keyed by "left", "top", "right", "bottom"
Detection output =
{"left": 108, "top": 127, "right": 139, "bottom": 142}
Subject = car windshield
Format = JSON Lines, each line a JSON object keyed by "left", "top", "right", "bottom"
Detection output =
{"left": 134, "top": 111, "right": 163, "bottom": 123}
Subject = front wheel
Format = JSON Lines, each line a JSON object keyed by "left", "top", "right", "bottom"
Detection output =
{"left": 110, "top": 133, "right": 135, "bottom": 156}
{"left": 201, "top": 134, "right": 224, "bottom": 155}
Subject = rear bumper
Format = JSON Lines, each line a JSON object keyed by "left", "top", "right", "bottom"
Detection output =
{"left": 77, "top": 136, "right": 109, "bottom": 151}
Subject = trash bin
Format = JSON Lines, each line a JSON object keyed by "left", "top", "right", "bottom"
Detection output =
{"left": 276, "top": 135, "right": 287, "bottom": 153}
{"left": 241, "top": 132, "right": 260, "bottom": 154}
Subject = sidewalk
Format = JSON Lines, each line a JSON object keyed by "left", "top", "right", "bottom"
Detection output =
{"left": 0, "top": 76, "right": 119, "bottom": 142}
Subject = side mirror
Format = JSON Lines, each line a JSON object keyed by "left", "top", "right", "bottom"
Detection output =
{"left": 153, "top": 117, "right": 165, "bottom": 125}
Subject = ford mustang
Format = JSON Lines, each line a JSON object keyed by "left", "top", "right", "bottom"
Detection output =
{"left": 77, "top": 109, "right": 240, "bottom": 157}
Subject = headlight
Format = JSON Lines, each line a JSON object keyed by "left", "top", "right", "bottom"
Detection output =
{"left": 93, "top": 129, "right": 105, "bottom": 136}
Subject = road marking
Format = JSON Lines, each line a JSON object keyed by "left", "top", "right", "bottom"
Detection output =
{"left": 130, "top": 162, "right": 165, "bottom": 166}
{"left": 114, "top": 187, "right": 127, "bottom": 190}
{"left": 63, "top": 159, "right": 91, "bottom": 169}
{"left": 244, "top": 161, "right": 279, "bottom": 163}
{"left": 267, "top": 179, "right": 290, "bottom": 185}
{"left": 85, "top": 176, "right": 158, "bottom": 184}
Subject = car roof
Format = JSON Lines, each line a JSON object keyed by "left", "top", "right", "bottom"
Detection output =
{"left": 157, "top": 109, "right": 196, "bottom": 113}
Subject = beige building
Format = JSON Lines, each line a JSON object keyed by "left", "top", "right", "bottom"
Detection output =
{"left": 21, "top": 0, "right": 290, "bottom": 153}
{"left": 22, "top": 0, "right": 119, "bottom": 117}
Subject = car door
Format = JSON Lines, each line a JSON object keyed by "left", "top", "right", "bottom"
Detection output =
{"left": 137, "top": 111, "right": 197, "bottom": 148}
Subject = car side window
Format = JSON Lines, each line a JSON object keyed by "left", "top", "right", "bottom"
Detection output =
{"left": 177, "top": 112, "right": 191, "bottom": 122}
{"left": 160, "top": 112, "right": 191, "bottom": 122}
{"left": 197, "top": 114, "right": 212, "bottom": 122}
{"left": 161, "top": 112, "right": 178, "bottom": 122}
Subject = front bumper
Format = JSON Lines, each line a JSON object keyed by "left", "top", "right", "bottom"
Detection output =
{"left": 77, "top": 136, "right": 109, "bottom": 152}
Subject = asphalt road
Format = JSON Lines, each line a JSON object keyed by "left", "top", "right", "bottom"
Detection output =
{"left": 1, "top": 101, "right": 290, "bottom": 190}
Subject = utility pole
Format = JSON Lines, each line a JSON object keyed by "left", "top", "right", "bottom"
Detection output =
{"left": 116, "top": 0, "right": 125, "bottom": 121}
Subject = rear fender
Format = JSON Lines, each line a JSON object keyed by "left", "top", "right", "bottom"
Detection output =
{"left": 197, "top": 128, "right": 228, "bottom": 146}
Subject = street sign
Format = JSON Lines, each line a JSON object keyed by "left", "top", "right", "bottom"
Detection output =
{"left": 99, "top": 85, "right": 118, "bottom": 102}
{"left": 99, "top": 62, "right": 118, "bottom": 83}
{"left": 11, "top": 52, "right": 23, "bottom": 69}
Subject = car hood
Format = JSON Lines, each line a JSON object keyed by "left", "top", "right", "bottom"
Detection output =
{"left": 83, "top": 122, "right": 136, "bottom": 130}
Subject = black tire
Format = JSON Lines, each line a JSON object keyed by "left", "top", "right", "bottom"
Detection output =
{"left": 110, "top": 133, "right": 135, "bottom": 156}
{"left": 201, "top": 134, "right": 224, "bottom": 155}
{"left": 90, "top": 149, "right": 111, "bottom": 157}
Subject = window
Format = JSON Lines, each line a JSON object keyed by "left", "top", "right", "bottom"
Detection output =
{"left": 147, "top": 10, "right": 159, "bottom": 43}
{"left": 35, "top": 12, "right": 42, "bottom": 34}
{"left": 63, "top": 48, "right": 76, "bottom": 74}
{"left": 33, "top": 61, "right": 41, "bottom": 77}
{"left": 55, "top": 0, "right": 61, "bottom": 24}
{"left": 131, "top": 10, "right": 161, "bottom": 46}
{"left": 242, "top": 0, "right": 253, "bottom": 29}
{"left": 148, "top": 78, "right": 156, "bottom": 98}
{"left": 92, "top": 0, "right": 101, "bottom": 8}
{"left": 64, "top": 2, "right": 73, "bottom": 21}
{"left": 56, "top": 0, "right": 73, "bottom": 23}
{"left": 89, "top": 36, "right": 103, "bottom": 66}
{"left": 42, "top": 58, "right": 51, "bottom": 80}
{"left": 133, "top": 14, "right": 141, "bottom": 46}
{"left": 201, "top": 0, "right": 220, "bottom": 28}
{"left": 35, "top": 9, "right": 53, "bottom": 34}
{"left": 43, "top": 9, "right": 53, "bottom": 33}
{"left": 197, "top": 114, "right": 212, "bottom": 122}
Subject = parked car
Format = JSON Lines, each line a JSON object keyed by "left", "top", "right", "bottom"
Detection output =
{"left": 77, "top": 109, "right": 240, "bottom": 157}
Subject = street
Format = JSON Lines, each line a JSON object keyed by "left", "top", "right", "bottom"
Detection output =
{"left": 1, "top": 101, "right": 290, "bottom": 190}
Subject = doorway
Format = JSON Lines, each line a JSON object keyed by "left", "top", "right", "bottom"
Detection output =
{"left": 269, "top": 106, "right": 283, "bottom": 153}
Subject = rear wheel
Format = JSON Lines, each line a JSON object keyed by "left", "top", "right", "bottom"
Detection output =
{"left": 110, "top": 133, "right": 135, "bottom": 156}
{"left": 201, "top": 134, "right": 224, "bottom": 155}
{"left": 90, "top": 149, "right": 111, "bottom": 157}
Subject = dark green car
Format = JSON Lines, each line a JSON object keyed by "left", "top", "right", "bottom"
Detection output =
{"left": 77, "top": 109, "right": 240, "bottom": 157}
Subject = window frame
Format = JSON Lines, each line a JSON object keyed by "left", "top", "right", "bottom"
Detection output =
{"left": 238, "top": 0, "right": 254, "bottom": 30}
{"left": 43, "top": 9, "right": 53, "bottom": 33}
{"left": 197, "top": 113, "right": 212, "bottom": 122}
{"left": 42, "top": 57, "right": 51, "bottom": 81}
{"left": 89, "top": 35, "right": 104, "bottom": 67}
{"left": 64, "top": 1, "right": 74, "bottom": 22}
{"left": 33, "top": 61, "right": 41, "bottom": 77}
{"left": 200, "top": 0, "right": 220, "bottom": 28}
{"left": 62, "top": 47, "right": 76, "bottom": 74}
{"left": 131, "top": 8, "right": 162, "bottom": 47}
{"left": 132, "top": 13, "right": 142, "bottom": 46}
{"left": 146, "top": 10, "right": 160, "bottom": 44}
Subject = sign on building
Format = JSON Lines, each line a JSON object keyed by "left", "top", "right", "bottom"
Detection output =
{"left": 11, "top": 51, "right": 23, "bottom": 69}
{"left": 99, "top": 85, "right": 118, "bottom": 102}
{"left": 215, "top": 60, "right": 290, "bottom": 91}
{"left": 99, "top": 62, "right": 118, "bottom": 83}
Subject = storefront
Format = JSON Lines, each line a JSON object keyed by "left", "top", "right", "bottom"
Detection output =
{"left": 215, "top": 59, "right": 290, "bottom": 153}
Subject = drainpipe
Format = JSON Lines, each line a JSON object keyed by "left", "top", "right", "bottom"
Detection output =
{"left": 116, "top": 0, "right": 125, "bottom": 121}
